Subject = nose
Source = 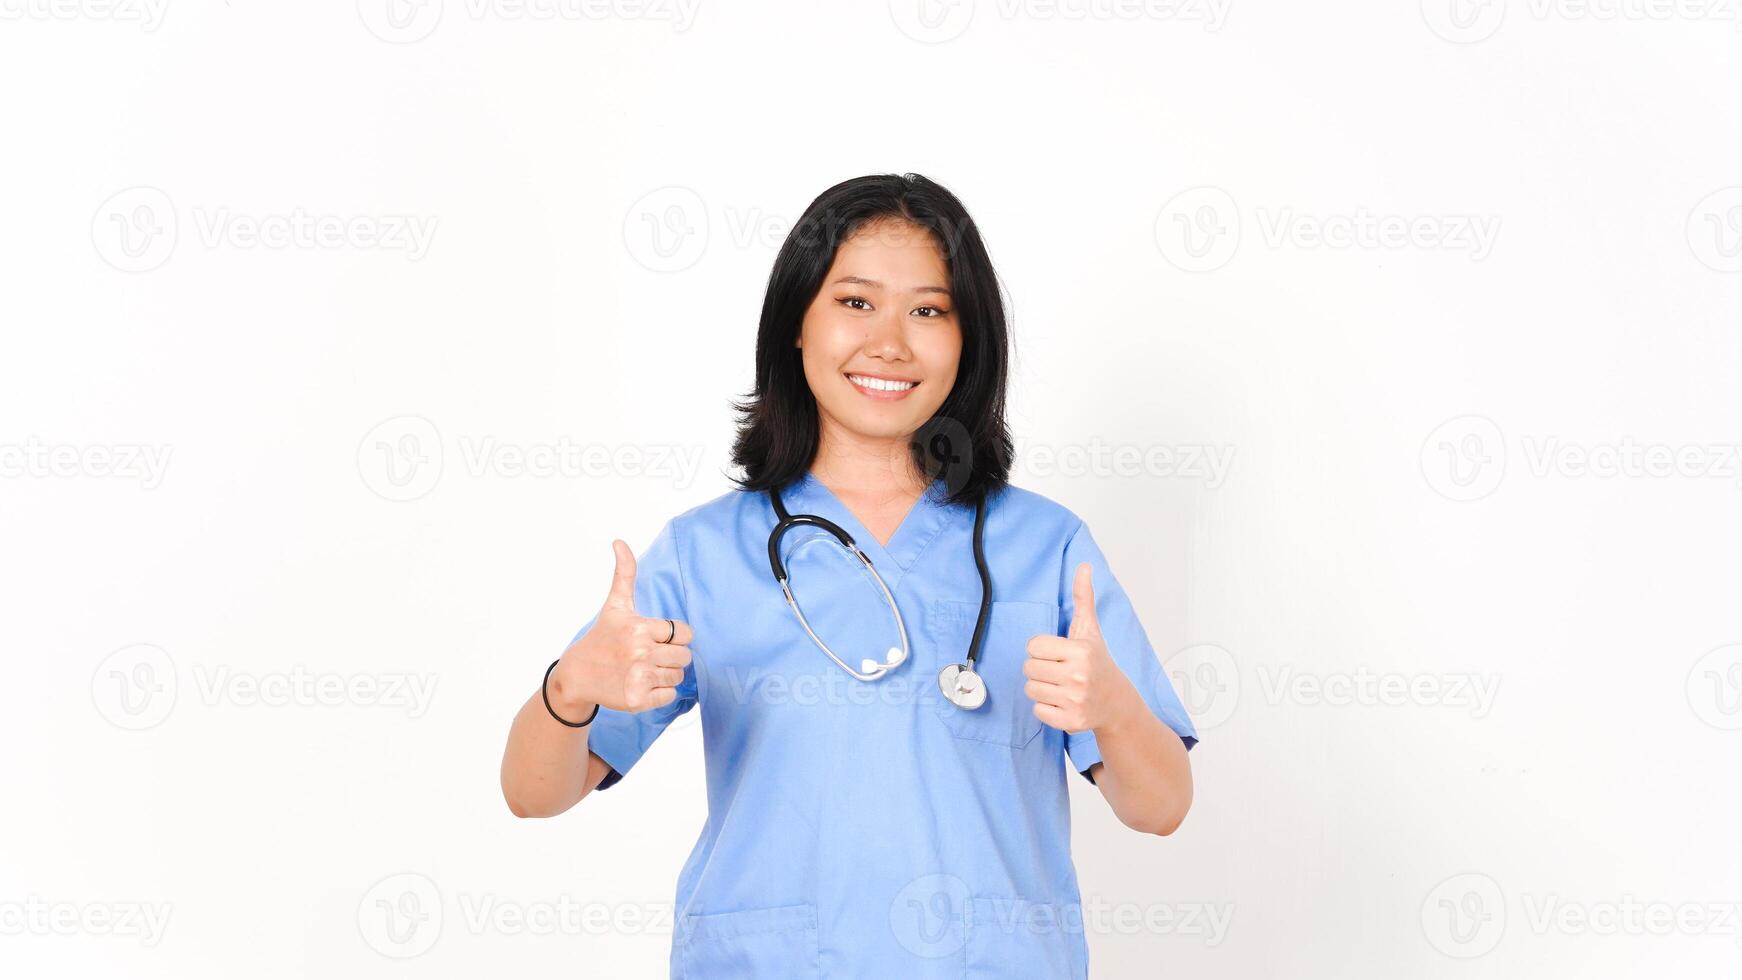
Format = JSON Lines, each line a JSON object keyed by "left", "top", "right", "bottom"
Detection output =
{"left": 861, "top": 308, "right": 912, "bottom": 362}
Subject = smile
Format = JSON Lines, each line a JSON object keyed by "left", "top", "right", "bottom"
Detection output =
{"left": 846, "top": 373, "right": 919, "bottom": 400}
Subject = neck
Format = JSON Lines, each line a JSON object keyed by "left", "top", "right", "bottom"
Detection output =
{"left": 811, "top": 418, "right": 930, "bottom": 499}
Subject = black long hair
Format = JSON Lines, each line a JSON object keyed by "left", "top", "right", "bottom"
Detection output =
{"left": 728, "top": 173, "right": 1014, "bottom": 507}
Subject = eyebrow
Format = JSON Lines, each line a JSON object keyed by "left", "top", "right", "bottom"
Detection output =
{"left": 831, "top": 275, "right": 952, "bottom": 296}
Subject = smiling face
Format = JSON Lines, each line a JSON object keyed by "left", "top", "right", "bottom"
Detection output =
{"left": 796, "top": 218, "right": 962, "bottom": 461}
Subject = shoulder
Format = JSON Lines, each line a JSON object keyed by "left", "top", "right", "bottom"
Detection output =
{"left": 987, "top": 481, "right": 1086, "bottom": 535}
{"left": 658, "top": 483, "right": 779, "bottom": 546}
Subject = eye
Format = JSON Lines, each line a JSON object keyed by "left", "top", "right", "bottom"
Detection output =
{"left": 913, "top": 305, "right": 950, "bottom": 318}
{"left": 838, "top": 295, "right": 872, "bottom": 311}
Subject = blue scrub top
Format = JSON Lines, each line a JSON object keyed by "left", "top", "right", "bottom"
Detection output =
{"left": 568, "top": 470, "right": 1198, "bottom": 979}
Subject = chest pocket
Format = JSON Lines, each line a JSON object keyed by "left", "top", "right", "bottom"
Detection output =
{"left": 928, "top": 598, "right": 1057, "bottom": 748}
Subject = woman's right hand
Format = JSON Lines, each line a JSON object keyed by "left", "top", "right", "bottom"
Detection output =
{"left": 548, "top": 539, "right": 695, "bottom": 716}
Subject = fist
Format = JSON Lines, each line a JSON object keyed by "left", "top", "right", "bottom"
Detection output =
{"left": 549, "top": 539, "right": 694, "bottom": 715}
{"left": 1022, "top": 561, "right": 1137, "bottom": 733}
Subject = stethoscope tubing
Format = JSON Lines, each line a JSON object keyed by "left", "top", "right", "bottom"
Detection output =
{"left": 767, "top": 478, "right": 990, "bottom": 686}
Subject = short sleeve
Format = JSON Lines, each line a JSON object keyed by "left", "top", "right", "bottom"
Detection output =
{"left": 565, "top": 518, "right": 698, "bottom": 790}
{"left": 1058, "top": 520, "right": 1198, "bottom": 784}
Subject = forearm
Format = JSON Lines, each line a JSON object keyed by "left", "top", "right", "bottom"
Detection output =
{"left": 1087, "top": 686, "right": 1193, "bottom": 836}
{"left": 500, "top": 684, "right": 607, "bottom": 818}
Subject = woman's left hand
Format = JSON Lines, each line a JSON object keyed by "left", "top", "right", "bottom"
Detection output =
{"left": 1023, "top": 562, "right": 1144, "bottom": 733}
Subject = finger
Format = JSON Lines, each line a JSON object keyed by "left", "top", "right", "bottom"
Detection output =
{"left": 650, "top": 644, "right": 691, "bottom": 670}
{"left": 1032, "top": 700, "right": 1074, "bottom": 731}
{"left": 1022, "top": 656, "right": 1068, "bottom": 685}
{"left": 646, "top": 665, "right": 685, "bottom": 689}
{"left": 1026, "top": 634, "right": 1074, "bottom": 661}
{"left": 1067, "top": 562, "right": 1101, "bottom": 640}
{"left": 640, "top": 686, "right": 678, "bottom": 710}
{"left": 603, "top": 539, "right": 638, "bottom": 614}
{"left": 1024, "top": 679, "right": 1066, "bottom": 707}
{"left": 643, "top": 617, "right": 693, "bottom": 647}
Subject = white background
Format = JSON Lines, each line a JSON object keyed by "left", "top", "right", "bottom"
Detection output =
{"left": 3, "top": 0, "right": 1741, "bottom": 976}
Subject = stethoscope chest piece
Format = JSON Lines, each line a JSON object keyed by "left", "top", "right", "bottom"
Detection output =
{"left": 937, "top": 662, "right": 988, "bottom": 710}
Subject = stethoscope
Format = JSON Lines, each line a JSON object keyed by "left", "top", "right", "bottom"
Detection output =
{"left": 766, "top": 483, "right": 993, "bottom": 710}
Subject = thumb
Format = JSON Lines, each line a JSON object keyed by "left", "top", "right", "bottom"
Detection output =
{"left": 603, "top": 539, "right": 638, "bottom": 613}
{"left": 1067, "top": 561, "right": 1101, "bottom": 640}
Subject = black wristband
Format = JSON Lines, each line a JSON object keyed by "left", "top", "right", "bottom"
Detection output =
{"left": 542, "top": 659, "right": 601, "bottom": 728}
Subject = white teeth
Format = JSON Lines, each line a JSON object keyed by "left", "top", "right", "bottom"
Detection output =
{"left": 848, "top": 374, "right": 918, "bottom": 392}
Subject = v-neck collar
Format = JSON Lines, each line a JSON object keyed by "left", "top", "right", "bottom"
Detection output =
{"left": 790, "top": 469, "right": 961, "bottom": 592}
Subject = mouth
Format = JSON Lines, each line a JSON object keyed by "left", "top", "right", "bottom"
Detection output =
{"left": 845, "top": 372, "right": 921, "bottom": 401}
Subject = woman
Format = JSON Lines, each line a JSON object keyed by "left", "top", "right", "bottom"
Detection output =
{"left": 500, "top": 173, "right": 1198, "bottom": 978}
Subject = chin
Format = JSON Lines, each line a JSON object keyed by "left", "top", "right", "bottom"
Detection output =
{"left": 846, "top": 415, "right": 921, "bottom": 441}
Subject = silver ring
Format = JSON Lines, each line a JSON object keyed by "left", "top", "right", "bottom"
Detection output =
{"left": 664, "top": 618, "right": 676, "bottom": 643}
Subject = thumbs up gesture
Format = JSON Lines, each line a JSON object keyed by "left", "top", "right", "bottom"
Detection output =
{"left": 1022, "top": 562, "right": 1139, "bottom": 733}
{"left": 548, "top": 539, "right": 695, "bottom": 716}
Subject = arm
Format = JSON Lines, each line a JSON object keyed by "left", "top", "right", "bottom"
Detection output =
{"left": 501, "top": 685, "right": 615, "bottom": 818}
{"left": 500, "top": 539, "right": 694, "bottom": 818}
{"left": 1080, "top": 685, "right": 1194, "bottom": 836}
